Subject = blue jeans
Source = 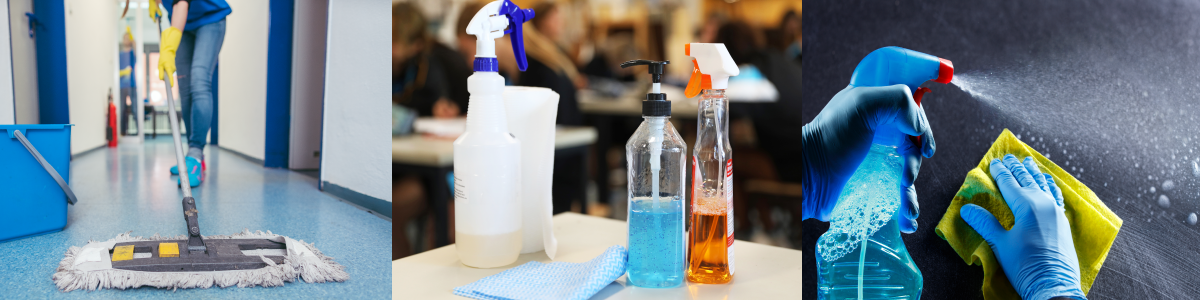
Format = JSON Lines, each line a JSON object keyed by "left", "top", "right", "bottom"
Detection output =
{"left": 176, "top": 19, "right": 226, "bottom": 150}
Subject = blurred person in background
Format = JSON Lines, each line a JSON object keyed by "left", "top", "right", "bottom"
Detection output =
{"left": 524, "top": 1, "right": 590, "bottom": 215}
{"left": 393, "top": 2, "right": 472, "bottom": 258}
{"left": 776, "top": 10, "right": 801, "bottom": 64}
{"left": 575, "top": 22, "right": 616, "bottom": 80}
{"left": 394, "top": 3, "right": 470, "bottom": 118}
{"left": 119, "top": 27, "right": 138, "bottom": 136}
{"left": 524, "top": 1, "right": 584, "bottom": 126}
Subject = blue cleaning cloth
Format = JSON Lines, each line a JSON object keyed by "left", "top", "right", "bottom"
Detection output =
{"left": 453, "top": 245, "right": 628, "bottom": 300}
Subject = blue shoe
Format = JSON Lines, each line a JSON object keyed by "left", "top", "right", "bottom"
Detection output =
{"left": 170, "top": 160, "right": 205, "bottom": 175}
{"left": 177, "top": 156, "right": 203, "bottom": 188}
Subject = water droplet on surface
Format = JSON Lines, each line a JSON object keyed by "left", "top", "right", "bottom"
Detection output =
{"left": 1189, "top": 213, "right": 1197, "bottom": 225}
{"left": 1163, "top": 180, "right": 1175, "bottom": 191}
{"left": 1159, "top": 195, "right": 1171, "bottom": 208}
{"left": 1151, "top": 187, "right": 1157, "bottom": 193}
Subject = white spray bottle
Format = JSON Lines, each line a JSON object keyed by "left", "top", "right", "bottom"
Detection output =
{"left": 454, "top": 0, "right": 534, "bottom": 268}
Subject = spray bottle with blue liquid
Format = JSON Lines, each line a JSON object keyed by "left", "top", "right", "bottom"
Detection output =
{"left": 815, "top": 46, "right": 953, "bottom": 299}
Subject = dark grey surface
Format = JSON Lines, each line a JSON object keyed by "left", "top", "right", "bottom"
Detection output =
{"left": 803, "top": 0, "right": 1200, "bottom": 299}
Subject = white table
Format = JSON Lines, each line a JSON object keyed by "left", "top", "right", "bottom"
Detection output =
{"left": 393, "top": 213, "right": 803, "bottom": 299}
{"left": 392, "top": 126, "right": 598, "bottom": 167}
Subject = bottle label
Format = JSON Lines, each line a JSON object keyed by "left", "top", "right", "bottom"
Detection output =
{"left": 725, "top": 158, "right": 734, "bottom": 274}
{"left": 454, "top": 175, "right": 467, "bottom": 202}
{"left": 691, "top": 156, "right": 701, "bottom": 212}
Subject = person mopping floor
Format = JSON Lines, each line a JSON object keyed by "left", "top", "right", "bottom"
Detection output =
{"left": 50, "top": 0, "right": 348, "bottom": 291}
{"left": 157, "top": 0, "right": 226, "bottom": 187}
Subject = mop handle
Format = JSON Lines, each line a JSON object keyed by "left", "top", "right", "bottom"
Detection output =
{"left": 12, "top": 129, "right": 78, "bottom": 205}
{"left": 155, "top": 17, "right": 192, "bottom": 198}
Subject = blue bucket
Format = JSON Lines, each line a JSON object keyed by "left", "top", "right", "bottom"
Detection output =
{"left": 0, "top": 124, "right": 73, "bottom": 242}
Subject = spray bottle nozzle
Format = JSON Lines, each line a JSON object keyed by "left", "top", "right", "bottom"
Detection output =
{"left": 684, "top": 43, "right": 740, "bottom": 98}
{"left": 466, "top": 0, "right": 534, "bottom": 72}
{"left": 498, "top": 0, "right": 534, "bottom": 71}
{"left": 849, "top": 46, "right": 954, "bottom": 146}
{"left": 621, "top": 59, "right": 672, "bottom": 117}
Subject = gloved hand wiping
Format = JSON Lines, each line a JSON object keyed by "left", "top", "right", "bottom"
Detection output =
{"left": 961, "top": 154, "right": 1086, "bottom": 300}
{"left": 801, "top": 84, "right": 936, "bottom": 233}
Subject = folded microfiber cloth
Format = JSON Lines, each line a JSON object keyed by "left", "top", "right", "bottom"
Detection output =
{"left": 934, "top": 129, "right": 1122, "bottom": 299}
{"left": 453, "top": 245, "right": 627, "bottom": 300}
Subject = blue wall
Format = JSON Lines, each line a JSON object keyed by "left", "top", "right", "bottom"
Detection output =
{"left": 33, "top": 2, "right": 69, "bottom": 124}
{"left": 264, "top": 0, "right": 294, "bottom": 168}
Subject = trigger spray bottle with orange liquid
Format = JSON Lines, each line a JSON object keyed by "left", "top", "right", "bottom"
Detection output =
{"left": 684, "top": 43, "right": 739, "bottom": 284}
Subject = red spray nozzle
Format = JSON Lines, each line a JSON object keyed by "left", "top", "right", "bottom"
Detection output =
{"left": 934, "top": 58, "right": 954, "bottom": 84}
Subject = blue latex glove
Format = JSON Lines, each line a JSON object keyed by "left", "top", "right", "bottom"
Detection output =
{"left": 961, "top": 155, "right": 1086, "bottom": 300}
{"left": 802, "top": 84, "right": 936, "bottom": 233}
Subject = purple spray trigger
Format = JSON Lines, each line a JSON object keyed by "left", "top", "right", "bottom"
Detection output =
{"left": 498, "top": 0, "right": 534, "bottom": 71}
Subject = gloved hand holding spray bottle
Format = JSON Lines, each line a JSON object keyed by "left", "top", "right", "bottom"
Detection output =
{"left": 684, "top": 43, "right": 739, "bottom": 284}
{"left": 622, "top": 60, "right": 687, "bottom": 288}
{"left": 813, "top": 46, "right": 952, "bottom": 299}
{"left": 454, "top": 0, "right": 533, "bottom": 269}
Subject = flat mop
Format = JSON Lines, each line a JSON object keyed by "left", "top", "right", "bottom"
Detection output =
{"left": 51, "top": 15, "right": 348, "bottom": 292}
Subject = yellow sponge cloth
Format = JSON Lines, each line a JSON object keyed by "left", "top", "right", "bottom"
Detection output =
{"left": 934, "top": 129, "right": 1122, "bottom": 299}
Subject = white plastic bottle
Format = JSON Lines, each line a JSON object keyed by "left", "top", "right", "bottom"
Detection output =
{"left": 454, "top": 0, "right": 535, "bottom": 268}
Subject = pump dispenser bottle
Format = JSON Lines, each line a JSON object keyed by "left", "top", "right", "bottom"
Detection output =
{"left": 815, "top": 46, "right": 953, "bottom": 299}
{"left": 622, "top": 60, "right": 686, "bottom": 288}
{"left": 683, "top": 43, "right": 740, "bottom": 284}
{"left": 454, "top": 0, "right": 534, "bottom": 268}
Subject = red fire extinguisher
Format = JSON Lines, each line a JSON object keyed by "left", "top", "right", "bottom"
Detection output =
{"left": 107, "top": 91, "right": 118, "bottom": 148}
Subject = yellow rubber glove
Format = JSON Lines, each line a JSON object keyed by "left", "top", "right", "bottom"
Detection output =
{"left": 119, "top": 66, "right": 132, "bottom": 77}
{"left": 148, "top": 0, "right": 161, "bottom": 20}
{"left": 159, "top": 27, "right": 182, "bottom": 86}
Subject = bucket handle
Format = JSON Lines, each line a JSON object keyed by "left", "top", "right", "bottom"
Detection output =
{"left": 12, "top": 130, "right": 78, "bottom": 205}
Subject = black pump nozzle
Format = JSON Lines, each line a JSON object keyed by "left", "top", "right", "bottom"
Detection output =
{"left": 621, "top": 60, "right": 672, "bottom": 117}
{"left": 621, "top": 60, "right": 669, "bottom": 83}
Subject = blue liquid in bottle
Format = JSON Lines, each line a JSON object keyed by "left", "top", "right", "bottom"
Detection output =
{"left": 816, "top": 144, "right": 922, "bottom": 299}
{"left": 627, "top": 196, "right": 685, "bottom": 288}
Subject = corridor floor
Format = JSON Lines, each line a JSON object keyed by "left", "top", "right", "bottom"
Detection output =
{"left": 0, "top": 138, "right": 391, "bottom": 298}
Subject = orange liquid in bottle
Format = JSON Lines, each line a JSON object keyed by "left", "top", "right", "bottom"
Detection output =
{"left": 687, "top": 194, "right": 733, "bottom": 283}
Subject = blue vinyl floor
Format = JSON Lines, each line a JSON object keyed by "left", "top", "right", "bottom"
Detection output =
{"left": 0, "top": 138, "right": 392, "bottom": 299}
